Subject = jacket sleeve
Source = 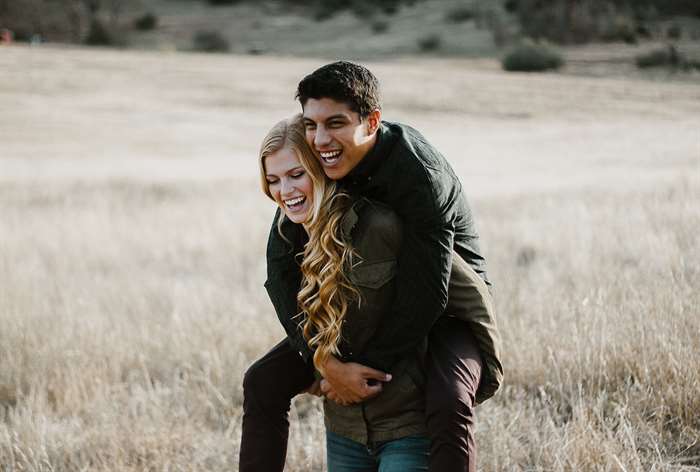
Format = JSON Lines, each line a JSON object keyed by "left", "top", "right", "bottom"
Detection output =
{"left": 446, "top": 252, "right": 503, "bottom": 403}
{"left": 357, "top": 167, "right": 459, "bottom": 371}
{"left": 264, "top": 208, "right": 314, "bottom": 362}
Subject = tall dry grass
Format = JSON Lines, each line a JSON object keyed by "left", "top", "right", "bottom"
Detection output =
{"left": 2, "top": 176, "right": 698, "bottom": 470}
{"left": 1, "top": 45, "right": 699, "bottom": 471}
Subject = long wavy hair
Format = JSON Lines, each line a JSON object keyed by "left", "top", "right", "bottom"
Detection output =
{"left": 259, "top": 114, "right": 359, "bottom": 371}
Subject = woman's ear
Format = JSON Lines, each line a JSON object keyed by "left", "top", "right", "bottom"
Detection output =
{"left": 366, "top": 109, "right": 381, "bottom": 134}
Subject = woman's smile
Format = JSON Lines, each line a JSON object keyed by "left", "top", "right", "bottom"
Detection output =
{"left": 284, "top": 195, "right": 308, "bottom": 213}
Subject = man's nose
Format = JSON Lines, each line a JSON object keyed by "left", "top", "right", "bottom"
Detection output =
{"left": 314, "top": 126, "right": 331, "bottom": 148}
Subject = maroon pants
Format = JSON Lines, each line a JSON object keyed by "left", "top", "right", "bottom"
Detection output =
{"left": 239, "top": 317, "right": 482, "bottom": 472}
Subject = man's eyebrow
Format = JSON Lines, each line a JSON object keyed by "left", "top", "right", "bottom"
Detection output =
{"left": 325, "top": 114, "right": 350, "bottom": 121}
{"left": 302, "top": 113, "right": 350, "bottom": 123}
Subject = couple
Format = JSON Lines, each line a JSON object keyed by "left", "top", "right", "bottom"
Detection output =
{"left": 241, "top": 61, "right": 503, "bottom": 471}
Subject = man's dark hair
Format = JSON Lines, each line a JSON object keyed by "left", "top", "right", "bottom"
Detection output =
{"left": 295, "top": 61, "right": 381, "bottom": 119}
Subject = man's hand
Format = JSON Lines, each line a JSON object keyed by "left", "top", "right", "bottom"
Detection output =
{"left": 319, "top": 356, "right": 391, "bottom": 405}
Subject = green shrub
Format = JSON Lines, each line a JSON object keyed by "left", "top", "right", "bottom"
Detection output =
{"left": 503, "top": 0, "right": 518, "bottom": 13}
{"left": 636, "top": 45, "right": 700, "bottom": 71}
{"left": 313, "top": 2, "right": 336, "bottom": 21}
{"left": 445, "top": 6, "right": 475, "bottom": 23}
{"left": 371, "top": 19, "right": 390, "bottom": 34}
{"left": 685, "top": 59, "right": 700, "bottom": 71}
{"left": 667, "top": 23, "right": 682, "bottom": 39}
{"left": 502, "top": 42, "right": 564, "bottom": 72}
{"left": 312, "top": 0, "right": 348, "bottom": 21}
{"left": 308, "top": 0, "right": 417, "bottom": 21}
{"left": 635, "top": 24, "right": 652, "bottom": 39}
{"left": 382, "top": 3, "right": 399, "bottom": 15}
{"left": 133, "top": 12, "right": 157, "bottom": 31}
{"left": 358, "top": 0, "right": 402, "bottom": 16}
{"left": 305, "top": 0, "right": 416, "bottom": 21}
{"left": 84, "top": 19, "right": 114, "bottom": 46}
{"left": 601, "top": 15, "right": 637, "bottom": 43}
{"left": 635, "top": 45, "right": 681, "bottom": 68}
{"left": 417, "top": 33, "right": 442, "bottom": 52}
{"left": 351, "top": 0, "right": 377, "bottom": 18}
{"left": 192, "top": 30, "right": 230, "bottom": 52}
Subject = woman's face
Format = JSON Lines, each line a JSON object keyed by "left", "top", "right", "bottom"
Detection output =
{"left": 264, "top": 146, "right": 314, "bottom": 224}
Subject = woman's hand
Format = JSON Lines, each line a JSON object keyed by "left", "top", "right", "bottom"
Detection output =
{"left": 320, "top": 379, "right": 347, "bottom": 405}
{"left": 320, "top": 355, "right": 391, "bottom": 405}
{"left": 319, "top": 379, "right": 358, "bottom": 406}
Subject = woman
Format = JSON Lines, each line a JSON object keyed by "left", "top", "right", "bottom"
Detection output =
{"left": 252, "top": 114, "right": 502, "bottom": 471}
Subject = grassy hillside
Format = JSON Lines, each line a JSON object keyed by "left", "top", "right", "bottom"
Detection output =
{"left": 5, "top": 0, "right": 700, "bottom": 85}
{"left": 122, "top": 0, "right": 498, "bottom": 58}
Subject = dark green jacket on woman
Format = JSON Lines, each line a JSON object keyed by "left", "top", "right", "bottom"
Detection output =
{"left": 324, "top": 198, "right": 502, "bottom": 444}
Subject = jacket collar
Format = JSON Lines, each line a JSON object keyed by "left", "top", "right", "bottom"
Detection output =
{"left": 343, "top": 122, "right": 389, "bottom": 183}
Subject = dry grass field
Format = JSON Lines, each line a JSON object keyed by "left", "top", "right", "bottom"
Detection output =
{"left": 1, "top": 44, "right": 699, "bottom": 470}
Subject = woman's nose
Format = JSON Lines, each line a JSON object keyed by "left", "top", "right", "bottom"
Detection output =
{"left": 280, "top": 178, "right": 294, "bottom": 196}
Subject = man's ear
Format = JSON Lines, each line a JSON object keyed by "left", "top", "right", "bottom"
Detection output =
{"left": 366, "top": 109, "right": 381, "bottom": 134}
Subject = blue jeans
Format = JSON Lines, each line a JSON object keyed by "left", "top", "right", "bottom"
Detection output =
{"left": 326, "top": 431, "right": 430, "bottom": 472}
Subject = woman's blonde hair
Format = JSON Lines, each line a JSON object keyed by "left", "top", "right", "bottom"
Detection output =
{"left": 259, "top": 114, "right": 358, "bottom": 371}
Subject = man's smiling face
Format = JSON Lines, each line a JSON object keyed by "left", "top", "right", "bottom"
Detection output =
{"left": 302, "top": 97, "right": 379, "bottom": 180}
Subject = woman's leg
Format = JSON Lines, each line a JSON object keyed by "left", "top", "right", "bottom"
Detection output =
{"left": 239, "top": 338, "right": 316, "bottom": 472}
{"left": 425, "top": 317, "right": 483, "bottom": 472}
{"left": 326, "top": 431, "right": 377, "bottom": 472}
{"left": 376, "top": 435, "right": 430, "bottom": 472}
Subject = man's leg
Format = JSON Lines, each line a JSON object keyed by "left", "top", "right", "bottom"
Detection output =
{"left": 239, "top": 338, "right": 315, "bottom": 472}
{"left": 425, "top": 317, "right": 483, "bottom": 472}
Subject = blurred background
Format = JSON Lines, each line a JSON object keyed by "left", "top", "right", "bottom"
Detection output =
{"left": 3, "top": 0, "right": 700, "bottom": 67}
{"left": 1, "top": 1, "right": 699, "bottom": 471}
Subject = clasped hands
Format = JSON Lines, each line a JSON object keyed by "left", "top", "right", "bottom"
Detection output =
{"left": 304, "top": 355, "right": 391, "bottom": 406}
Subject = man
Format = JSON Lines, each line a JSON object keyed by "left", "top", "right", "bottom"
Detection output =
{"left": 240, "top": 61, "right": 495, "bottom": 472}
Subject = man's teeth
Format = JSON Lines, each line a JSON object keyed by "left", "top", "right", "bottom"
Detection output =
{"left": 320, "top": 150, "right": 341, "bottom": 161}
{"left": 285, "top": 196, "right": 305, "bottom": 207}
